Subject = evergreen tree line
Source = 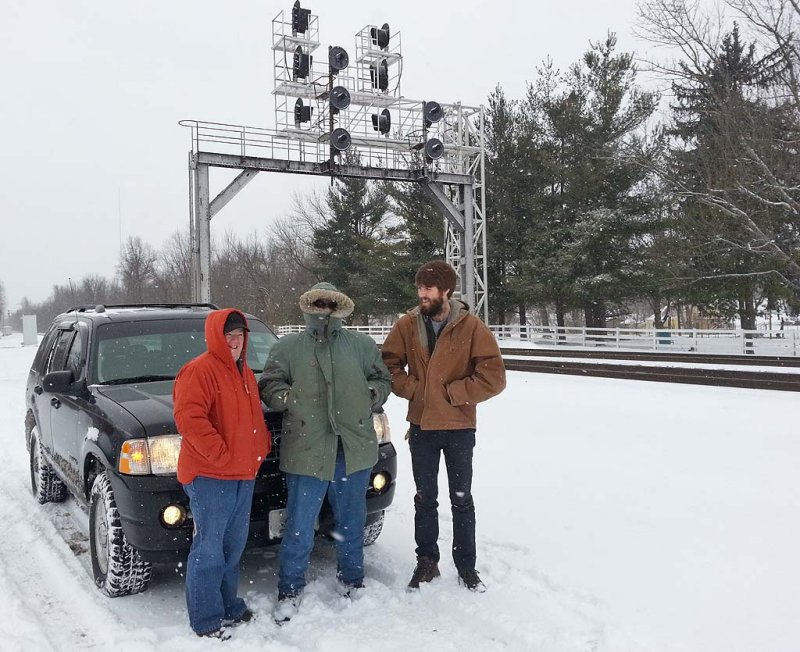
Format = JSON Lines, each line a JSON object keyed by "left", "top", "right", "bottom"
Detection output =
{"left": 487, "top": 0, "right": 800, "bottom": 330}
{"left": 5, "top": 0, "right": 800, "bottom": 331}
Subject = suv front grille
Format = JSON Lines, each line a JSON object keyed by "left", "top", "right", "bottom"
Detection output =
{"left": 251, "top": 411, "right": 286, "bottom": 520}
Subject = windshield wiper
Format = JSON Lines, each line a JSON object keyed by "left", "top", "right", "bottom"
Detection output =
{"left": 102, "top": 375, "right": 175, "bottom": 385}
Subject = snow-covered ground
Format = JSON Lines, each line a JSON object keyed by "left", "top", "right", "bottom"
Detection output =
{"left": 503, "top": 354, "right": 800, "bottom": 374}
{"left": 1, "top": 333, "right": 798, "bottom": 652}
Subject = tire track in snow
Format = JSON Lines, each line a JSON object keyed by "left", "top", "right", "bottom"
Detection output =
{"left": 0, "top": 472, "right": 105, "bottom": 650}
{"left": 0, "top": 468, "right": 160, "bottom": 652}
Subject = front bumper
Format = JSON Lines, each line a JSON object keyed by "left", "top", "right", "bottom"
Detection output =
{"left": 107, "top": 441, "right": 398, "bottom": 563}
{"left": 107, "top": 472, "right": 193, "bottom": 563}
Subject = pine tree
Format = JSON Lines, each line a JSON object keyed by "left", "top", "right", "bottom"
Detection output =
{"left": 525, "top": 35, "right": 660, "bottom": 328}
{"left": 485, "top": 85, "right": 542, "bottom": 324}
{"left": 385, "top": 182, "right": 444, "bottom": 311}
{"left": 667, "top": 24, "right": 794, "bottom": 327}
{"left": 312, "top": 174, "right": 404, "bottom": 322}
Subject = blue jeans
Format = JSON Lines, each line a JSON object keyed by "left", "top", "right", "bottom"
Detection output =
{"left": 278, "top": 448, "right": 370, "bottom": 595}
{"left": 409, "top": 426, "right": 476, "bottom": 571}
{"left": 182, "top": 477, "right": 254, "bottom": 635}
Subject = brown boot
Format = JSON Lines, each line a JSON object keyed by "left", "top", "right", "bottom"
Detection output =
{"left": 407, "top": 556, "right": 440, "bottom": 590}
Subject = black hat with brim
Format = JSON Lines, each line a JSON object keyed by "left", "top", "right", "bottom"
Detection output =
{"left": 223, "top": 312, "right": 249, "bottom": 333}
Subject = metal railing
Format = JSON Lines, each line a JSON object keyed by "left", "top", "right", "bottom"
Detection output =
{"left": 275, "top": 323, "right": 800, "bottom": 356}
{"left": 180, "top": 119, "right": 324, "bottom": 162}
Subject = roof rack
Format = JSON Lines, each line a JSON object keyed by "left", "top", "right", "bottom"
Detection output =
{"left": 66, "top": 303, "right": 220, "bottom": 313}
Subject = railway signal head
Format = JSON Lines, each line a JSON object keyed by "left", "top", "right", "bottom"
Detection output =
{"left": 370, "top": 59, "right": 389, "bottom": 92}
{"left": 370, "top": 23, "right": 390, "bottom": 50}
{"left": 294, "top": 98, "right": 312, "bottom": 126}
{"left": 293, "top": 46, "right": 311, "bottom": 80}
{"left": 372, "top": 109, "right": 391, "bottom": 134}
{"left": 328, "top": 46, "right": 349, "bottom": 74}
{"left": 330, "top": 127, "right": 352, "bottom": 152}
{"left": 292, "top": 1, "right": 311, "bottom": 34}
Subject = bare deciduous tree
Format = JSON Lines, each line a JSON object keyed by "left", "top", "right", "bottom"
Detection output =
{"left": 636, "top": 0, "right": 800, "bottom": 300}
{"left": 156, "top": 230, "right": 193, "bottom": 302}
{"left": 117, "top": 236, "right": 159, "bottom": 303}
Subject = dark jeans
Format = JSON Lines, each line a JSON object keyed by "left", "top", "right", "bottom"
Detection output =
{"left": 182, "top": 477, "right": 254, "bottom": 635}
{"left": 408, "top": 425, "right": 476, "bottom": 572}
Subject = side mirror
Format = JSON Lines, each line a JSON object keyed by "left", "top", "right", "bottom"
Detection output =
{"left": 43, "top": 370, "right": 77, "bottom": 395}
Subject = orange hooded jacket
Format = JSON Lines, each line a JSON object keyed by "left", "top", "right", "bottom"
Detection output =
{"left": 174, "top": 308, "right": 271, "bottom": 485}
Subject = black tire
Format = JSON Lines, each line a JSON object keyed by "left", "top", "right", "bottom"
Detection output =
{"left": 29, "top": 425, "right": 67, "bottom": 504}
{"left": 89, "top": 471, "right": 152, "bottom": 597}
{"left": 363, "top": 510, "right": 385, "bottom": 546}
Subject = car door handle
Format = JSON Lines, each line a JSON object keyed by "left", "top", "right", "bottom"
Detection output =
{"left": 50, "top": 397, "right": 61, "bottom": 409}
{"left": 34, "top": 385, "right": 43, "bottom": 395}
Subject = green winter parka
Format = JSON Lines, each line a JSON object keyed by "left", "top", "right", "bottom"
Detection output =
{"left": 260, "top": 315, "right": 391, "bottom": 480}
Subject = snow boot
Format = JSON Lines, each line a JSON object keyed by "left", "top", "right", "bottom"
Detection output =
{"left": 197, "top": 627, "right": 231, "bottom": 641}
{"left": 272, "top": 592, "right": 302, "bottom": 624}
{"left": 407, "top": 556, "right": 440, "bottom": 590}
{"left": 222, "top": 607, "right": 254, "bottom": 627}
{"left": 458, "top": 568, "right": 487, "bottom": 593}
{"left": 337, "top": 578, "right": 365, "bottom": 599}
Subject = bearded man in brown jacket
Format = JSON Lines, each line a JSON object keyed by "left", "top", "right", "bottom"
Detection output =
{"left": 382, "top": 260, "right": 506, "bottom": 593}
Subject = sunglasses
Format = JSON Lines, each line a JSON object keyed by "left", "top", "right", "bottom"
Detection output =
{"left": 312, "top": 299, "right": 338, "bottom": 310}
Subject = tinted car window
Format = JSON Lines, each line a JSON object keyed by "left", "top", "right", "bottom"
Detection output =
{"left": 246, "top": 324, "right": 276, "bottom": 372}
{"left": 92, "top": 317, "right": 277, "bottom": 383}
{"left": 48, "top": 331, "right": 75, "bottom": 374}
{"left": 32, "top": 326, "right": 59, "bottom": 371}
{"left": 65, "top": 329, "right": 84, "bottom": 379}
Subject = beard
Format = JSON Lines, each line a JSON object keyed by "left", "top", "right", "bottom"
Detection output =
{"left": 419, "top": 295, "right": 445, "bottom": 317}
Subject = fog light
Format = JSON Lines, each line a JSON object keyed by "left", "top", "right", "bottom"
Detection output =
{"left": 372, "top": 473, "right": 388, "bottom": 492}
{"left": 162, "top": 504, "right": 186, "bottom": 527}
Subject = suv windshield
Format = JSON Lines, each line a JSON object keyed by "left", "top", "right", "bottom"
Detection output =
{"left": 91, "top": 317, "right": 277, "bottom": 384}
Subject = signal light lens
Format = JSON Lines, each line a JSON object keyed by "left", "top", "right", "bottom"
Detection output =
{"left": 330, "top": 86, "right": 351, "bottom": 113}
{"left": 423, "top": 101, "right": 444, "bottom": 127}
{"left": 328, "top": 46, "right": 349, "bottom": 72}
{"left": 425, "top": 138, "right": 444, "bottom": 160}
{"left": 330, "top": 128, "right": 352, "bottom": 152}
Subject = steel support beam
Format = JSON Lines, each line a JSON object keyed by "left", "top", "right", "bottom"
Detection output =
{"left": 191, "top": 161, "right": 262, "bottom": 303}
{"left": 423, "top": 181, "right": 478, "bottom": 311}
{"left": 209, "top": 169, "right": 260, "bottom": 218}
{"left": 462, "top": 185, "right": 476, "bottom": 309}
{"left": 191, "top": 162, "right": 212, "bottom": 304}
{"left": 421, "top": 181, "right": 464, "bottom": 231}
{"left": 195, "top": 152, "right": 473, "bottom": 185}
{"left": 184, "top": 107, "right": 488, "bottom": 319}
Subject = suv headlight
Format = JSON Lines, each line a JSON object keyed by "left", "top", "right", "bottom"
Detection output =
{"left": 372, "top": 411, "right": 391, "bottom": 444}
{"left": 119, "top": 434, "right": 182, "bottom": 475}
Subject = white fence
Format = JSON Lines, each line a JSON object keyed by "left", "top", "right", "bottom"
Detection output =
{"left": 275, "top": 324, "right": 800, "bottom": 356}
{"left": 277, "top": 324, "right": 392, "bottom": 339}
{"left": 489, "top": 325, "right": 799, "bottom": 356}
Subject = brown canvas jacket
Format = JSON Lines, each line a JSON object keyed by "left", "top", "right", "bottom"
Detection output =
{"left": 382, "top": 299, "right": 506, "bottom": 430}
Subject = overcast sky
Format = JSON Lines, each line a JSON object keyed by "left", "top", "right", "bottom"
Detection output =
{"left": 1, "top": 0, "right": 652, "bottom": 308}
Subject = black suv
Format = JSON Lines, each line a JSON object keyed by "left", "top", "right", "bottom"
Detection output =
{"left": 25, "top": 304, "right": 396, "bottom": 597}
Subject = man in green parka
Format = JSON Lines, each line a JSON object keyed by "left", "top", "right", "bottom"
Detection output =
{"left": 259, "top": 282, "right": 391, "bottom": 623}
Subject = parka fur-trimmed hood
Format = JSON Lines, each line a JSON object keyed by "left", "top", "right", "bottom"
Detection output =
{"left": 299, "top": 282, "right": 354, "bottom": 319}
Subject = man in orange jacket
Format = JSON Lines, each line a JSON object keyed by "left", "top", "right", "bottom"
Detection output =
{"left": 174, "top": 309, "right": 271, "bottom": 639}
